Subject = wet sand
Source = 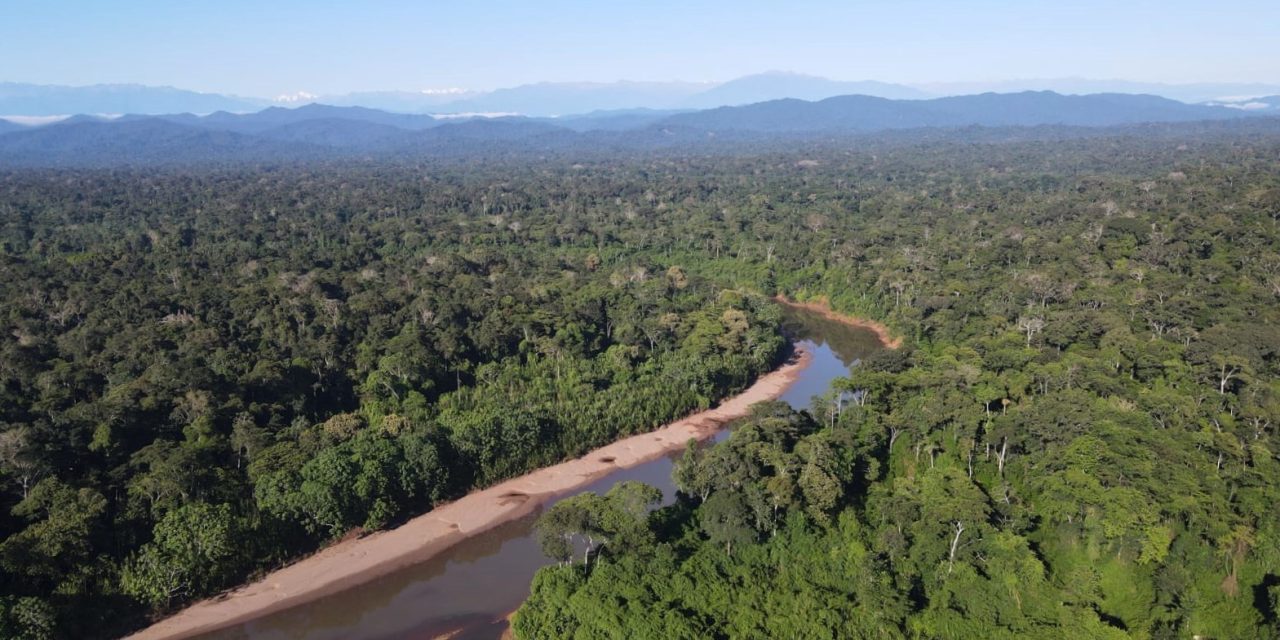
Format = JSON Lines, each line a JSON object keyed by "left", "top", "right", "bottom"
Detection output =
{"left": 128, "top": 348, "right": 814, "bottom": 640}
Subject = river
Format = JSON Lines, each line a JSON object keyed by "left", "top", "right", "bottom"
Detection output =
{"left": 200, "top": 303, "right": 885, "bottom": 640}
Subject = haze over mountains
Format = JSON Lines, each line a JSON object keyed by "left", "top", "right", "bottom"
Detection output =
{"left": 915, "top": 78, "right": 1280, "bottom": 105}
{"left": 2, "top": 89, "right": 1276, "bottom": 167}
{"left": 0, "top": 82, "right": 261, "bottom": 118}
{"left": 5, "top": 72, "right": 1280, "bottom": 119}
{"left": 659, "top": 91, "right": 1259, "bottom": 132}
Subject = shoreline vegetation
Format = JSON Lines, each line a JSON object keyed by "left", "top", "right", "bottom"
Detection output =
{"left": 128, "top": 347, "right": 812, "bottom": 640}
{"left": 129, "top": 301, "right": 891, "bottom": 640}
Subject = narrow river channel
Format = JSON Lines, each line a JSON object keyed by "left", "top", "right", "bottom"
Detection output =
{"left": 201, "top": 303, "right": 886, "bottom": 640}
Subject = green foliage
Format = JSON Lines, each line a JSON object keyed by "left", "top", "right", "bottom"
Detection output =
{"left": 121, "top": 502, "right": 239, "bottom": 608}
{"left": 0, "top": 160, "right": 788, "bottom": 634}
{"left": 0, "top": 596, "right": 57, "bottom": 640}
{"left": 698, "top": 490, "right": 754, "bottom": 556}
{"left": 0, "top": 479, "right": 106, "bottom": 588}
{"left": 535, "top": 481, "right": 662, "bottom": 565}
{"left": 515, "top": 137, "right": 1280, "bottom": 639}
{"left": 3, "top": 133, "right": 1280, "bottom": 637}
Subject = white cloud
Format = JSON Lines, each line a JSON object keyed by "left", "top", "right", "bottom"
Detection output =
{"left": 1224, "top": 102, "right": 1272, "bottom": 111}
{"left": 1205, "top": 97, "right": 1275, "bottom": 110}
{"left": 0, "top": 114, "right": 122, "bottom": 125}
{"left": 1, "top": 115, "right": 70, "bottom": 125}
{"left": 1211, "top": 95, "right": 1266, "bottom": 103}
{"left": 429, "top": 112, "right": 519, "bottom": 119}
{"left": 274, "top": 91, "right": 318, "bottom": 104}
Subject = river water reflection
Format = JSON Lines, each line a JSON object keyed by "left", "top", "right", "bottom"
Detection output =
{"left": 203, "top": 304, "right": 885, "bottom": 640}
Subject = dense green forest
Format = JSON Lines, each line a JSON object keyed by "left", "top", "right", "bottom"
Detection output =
{"left": 1, "top": 132, "right": 1279, "bottom": 638}
{"left": 511, "top": 139, "right": 1280, "bottom": 638}
{"left": 0, "top": 163, "right": 788, "bottom": 637}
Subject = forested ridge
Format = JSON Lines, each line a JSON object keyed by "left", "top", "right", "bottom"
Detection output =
{"left": 0, "top": 132, "right": 1277, "bottom": 638}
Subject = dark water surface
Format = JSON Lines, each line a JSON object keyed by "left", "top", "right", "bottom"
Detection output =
{"left": 203, "top": 304, "right": 884, "bottom": 640}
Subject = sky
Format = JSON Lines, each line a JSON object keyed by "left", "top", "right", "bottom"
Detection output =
{"left": 2, "top": 0, "right": 1278, "bottom": 97}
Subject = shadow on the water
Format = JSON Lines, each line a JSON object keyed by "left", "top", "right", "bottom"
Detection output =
{"left": 778, "top": 302, "right": 885, "bottom": 368}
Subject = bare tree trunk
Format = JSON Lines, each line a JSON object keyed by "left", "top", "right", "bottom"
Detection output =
{"left": 948, "top": 521, "right": 965, "bottom": 574}
{"left": 997, "top": 437, "right": 1008, "bottom": 477}
{"left": 1218, "top": 363, "right": 1241, "bottom": 395}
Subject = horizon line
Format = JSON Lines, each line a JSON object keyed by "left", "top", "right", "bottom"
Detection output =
{"left": 4, "top": 72, "right": 1280, "bottom": 102}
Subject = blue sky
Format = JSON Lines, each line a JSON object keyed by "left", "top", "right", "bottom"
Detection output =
{"left": 2, "top": 0, "right": 1277, "bottom": 96}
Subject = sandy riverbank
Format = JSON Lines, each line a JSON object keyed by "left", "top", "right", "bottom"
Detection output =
{"left": 128, "top": 347, "right": 816, "bottom": 640}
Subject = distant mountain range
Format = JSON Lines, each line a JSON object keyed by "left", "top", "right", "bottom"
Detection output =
{"left": 7, "top": 73, "right": 1280, "bottom": 118}
{"left": 0, "top": 90, "right": 1273, "bottom": 167}
{"left": 679, "top": 74, "right": 927, "bottom": 108}
{"left": 662, "top": 91, "right": 1245, "bottom": 132}
{"left": 0, "top": 83, "right": 262, "bottom": 117}
{"left": 0, "top": 73, "right": 925, "bottom": 117}
{"left": 916, "top": 79, "right": 1280, "bottom": 105}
